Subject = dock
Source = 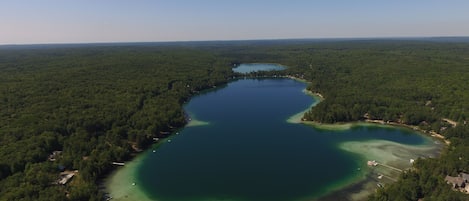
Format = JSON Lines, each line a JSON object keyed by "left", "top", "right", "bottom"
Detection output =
{"left": 368, "top": 160, "right": 403, "bottom": 172}
{"left": 377, "top": 163, "right": 403, "bottom": 172}
{"left": 112, "top": 162, "right": 125, "bottom": 166}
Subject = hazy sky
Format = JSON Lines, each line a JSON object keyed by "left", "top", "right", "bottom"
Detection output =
{"left": 1, "top": 0, "right": 469, "bottom": 44}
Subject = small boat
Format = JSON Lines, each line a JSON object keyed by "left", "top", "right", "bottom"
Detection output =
{"left": 168, "top": 140, "right": 172, "bottom": 143}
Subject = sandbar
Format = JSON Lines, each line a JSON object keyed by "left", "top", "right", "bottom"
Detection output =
{"left": 186, "top": 119, "right": 210, "bottom": 127}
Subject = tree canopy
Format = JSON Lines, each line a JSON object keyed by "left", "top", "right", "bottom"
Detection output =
{"left": 1, "top": 39, "right": 469, "bottom": 200}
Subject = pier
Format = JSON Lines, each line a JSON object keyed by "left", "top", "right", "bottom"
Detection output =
{"left": 368, "top": 160, "right": 403, "bottom": 172}
{"left": 377, "top": 163, "right": 403, "bottom": 172}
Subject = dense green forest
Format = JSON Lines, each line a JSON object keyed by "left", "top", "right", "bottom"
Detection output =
{"left": 1, "top": 39, "right": 469, "bottom": 200}
{"left": 0, "top": 45, "right": 233, "bottom": 200}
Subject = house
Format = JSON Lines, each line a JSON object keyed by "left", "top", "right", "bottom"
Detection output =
{"left": 48, "top": 151, "right": 62, "bottom": 161}
{"left": 445, "top": 175, "right": 465, "bottom": 188}
{"left": 55, "top": 170, "right": 78, "bottom": 185}
{"left": 57, "top": 172, "right": 75, "bottom": 185}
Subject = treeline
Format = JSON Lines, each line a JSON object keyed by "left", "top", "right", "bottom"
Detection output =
{"left": 0, "top": 46, "right": 232, "bottom": 200}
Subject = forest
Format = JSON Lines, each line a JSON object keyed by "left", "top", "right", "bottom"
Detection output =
{"left": 1, "top": 39, "right": 469, "bottom": 200}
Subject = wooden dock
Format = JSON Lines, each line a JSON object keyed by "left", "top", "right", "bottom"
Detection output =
{"left": 377, "top": 163, "right": 403, "bottom": 172}
{"left": 368, "top": 160, "right": 403, "bottom": 172}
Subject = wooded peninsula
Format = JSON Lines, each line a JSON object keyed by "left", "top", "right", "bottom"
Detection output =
{"left": 1, "top": 38, "right": 469, "bottom": 201}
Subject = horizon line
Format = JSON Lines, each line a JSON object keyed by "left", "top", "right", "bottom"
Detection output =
{"left": 1, "top": 35, "right": 469, "bottom": 46}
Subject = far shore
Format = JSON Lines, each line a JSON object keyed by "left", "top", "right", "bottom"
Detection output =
{"left": 298, "top": 119, "right": 449, "bottom": 145}
{"left": 285, "top": 76, "right": 449, "bottom": 145}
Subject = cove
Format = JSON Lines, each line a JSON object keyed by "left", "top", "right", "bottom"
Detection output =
{"left": 106, "top": 77, "right": 441, "bottom": 201}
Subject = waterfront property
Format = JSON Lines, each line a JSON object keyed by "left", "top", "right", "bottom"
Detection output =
{"left": 445, "top": 173, "right": 469, "bottom": 193}
{"left": 56, "top": 170, "right": 77, "bottom": 185}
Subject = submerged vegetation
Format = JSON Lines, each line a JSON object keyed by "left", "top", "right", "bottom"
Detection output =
{"left": 1, "top": 39, "right": 469, "bottom": 200}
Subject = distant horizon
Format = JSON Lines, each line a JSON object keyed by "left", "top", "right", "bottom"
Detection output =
{"left": 2, "top": 35, "right": 469, "bottom": 46}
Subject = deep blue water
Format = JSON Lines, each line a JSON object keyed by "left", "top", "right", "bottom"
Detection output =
{"left": 136, "top": 78, "right": 432, "bottom": 201}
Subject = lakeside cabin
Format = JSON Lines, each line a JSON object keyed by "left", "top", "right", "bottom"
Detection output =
{"left": 48, "top": 151, "right": 62, "bottom": 161}
{"left": 56, "top": 171, "right": 77, "bottom": 185}
{"left": 445, "top": 172, "right": 469, "bottom": 193}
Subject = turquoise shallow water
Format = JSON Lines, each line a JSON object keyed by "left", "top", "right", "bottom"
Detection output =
{"left": 135, "top": 77, "right": 437, "bottom": 201}
{"left": 232, "top": 63, "right": 285, "bottom": 73}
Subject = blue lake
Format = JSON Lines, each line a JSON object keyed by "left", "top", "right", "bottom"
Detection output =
{"left": 134, "top": 77, "right": 440, "bottom": 201}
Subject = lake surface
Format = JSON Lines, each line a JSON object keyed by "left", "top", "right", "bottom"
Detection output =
{"left": 133, "top": 78, "right": 440, "bottom": 201}
{"left": 232, "top": 63, "right": 285, "bottom": 73}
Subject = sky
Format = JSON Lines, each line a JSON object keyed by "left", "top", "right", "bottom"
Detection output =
{"left": 1, "top": 0, "right": 469, "bottom": 44}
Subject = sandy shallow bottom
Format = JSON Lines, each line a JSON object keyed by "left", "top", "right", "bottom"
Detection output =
{"left": 105, "top": 154, "right": 153, "bottom": 201}
{"left": 105, "top": 116, "right": 209, "bottom": 201}
{"left": 105, "top": 137, "right": 440, "bottom": 201}
{"left": 286, "top": 89, "right": 321, "bottom": 124}
{"left": 328, "top": 139, "right": 441, "bottom": 201}
{"left": 186, "top": 119, "right": 209, "bottom": 127}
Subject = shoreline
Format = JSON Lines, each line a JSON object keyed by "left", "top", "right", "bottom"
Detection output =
{"left": 104, "top": 151, "right": 153, "bottom": 201}
{"left": 104, "top": 116, "right": 210, "bottom": 201}
{"left": 286, "top": 78, "right": 448, "bottom": 144}
{"left": 286, "top": 82, "right": 447, "bottom": 201}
